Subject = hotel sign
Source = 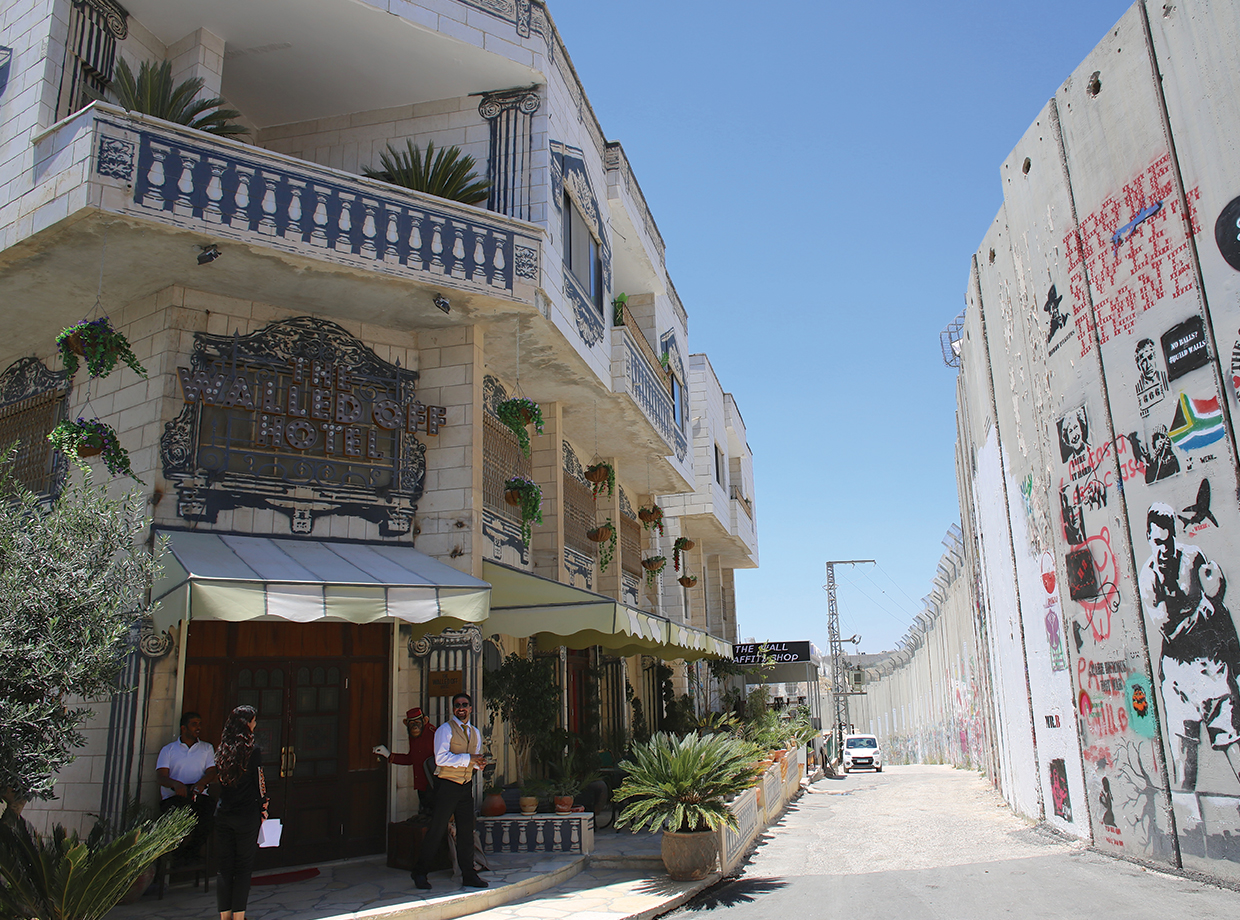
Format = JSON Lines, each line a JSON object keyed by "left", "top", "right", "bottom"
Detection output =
{"left": 161, "top": 316, "right": 441, "bottom": 536}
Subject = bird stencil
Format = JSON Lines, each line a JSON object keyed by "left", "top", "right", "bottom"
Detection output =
{"left": 1179, "top": 478, "right": 1218, "bottom": 529}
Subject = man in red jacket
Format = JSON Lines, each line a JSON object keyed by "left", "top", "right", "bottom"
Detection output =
{"left": 374, "top": 707, "right": 438, "bottom": 813}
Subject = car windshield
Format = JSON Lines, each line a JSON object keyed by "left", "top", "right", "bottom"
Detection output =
{"left": 846, "top": 738, "right": 877, "bottom": 749}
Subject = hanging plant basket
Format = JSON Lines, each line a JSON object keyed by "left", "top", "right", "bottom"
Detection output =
{"left": 672, "top": 536, "right": 695, "bottom": 571}
{"left": 495, "top": 397, "right": 544, "bottom": 458}
{"left": 48, "top": 417, "right": 139, "bottom": 480}
{"left": 638, "top": 504, "right": 664, "bottom": 536}
{"left": 589, "top": 518, "right": 617, "bottom": 572}
{"left": 586, "top": 523, "right": 614, "bottom": 543}
{"left": 55, "top": 318, "right": 148, "bottom": 380}
{"left": 584, "top": 462, "right": 615, "bottom": 499}
{"left": 642, "top": 555, "right": 666, "bottom": 588}
{"left": 678, "top": 575, "right": 698, "bottom": 588}
{"left": 503, "top": 476, "right": 543, "bottom": 547}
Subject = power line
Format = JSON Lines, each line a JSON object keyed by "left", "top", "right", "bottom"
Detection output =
{"left": 876, "top": 561, "right": 924, "bottom": 610}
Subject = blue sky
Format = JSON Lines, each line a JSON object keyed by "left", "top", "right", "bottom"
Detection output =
{"left": 550, "top": 1, "right": 1135, "bottom": 655}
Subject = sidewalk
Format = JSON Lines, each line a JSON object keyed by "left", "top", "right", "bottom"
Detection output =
{"left": 107, "top": 823, "right": 718, "bottom": 920}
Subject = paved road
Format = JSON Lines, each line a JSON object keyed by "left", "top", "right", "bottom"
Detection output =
{"left": 668, "top": 764, "right": 1239, "bottom": 919}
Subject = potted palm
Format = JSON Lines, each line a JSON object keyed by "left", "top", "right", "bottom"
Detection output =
{"left": 362, "top": 140, "right": 490, "bottom": 205}
{"left": 615, "top": 732, "right": 758, "bottom": 881}
{"left": 518, "top": 780, "right": 545, "bottom": 816}
{"left": 56, "top": 318, "right": 148, "bottom": 380}
{"left": 503, "top": 476, "right": 543, "bottom": 546}
{"left": 584, "top": 461, "right": 615, "bottom": 498}
{"left": 495, "top": 397, "right": 544, "bottom": 458}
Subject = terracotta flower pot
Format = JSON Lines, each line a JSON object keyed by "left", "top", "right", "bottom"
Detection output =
{"left": 519, "top": 795, "right": 538, "bottom": 815}
{"left": 481, "top": 792, "right": 507, "bottom": 816}
{"left": 661, "top": 830, "right": 718, "bottom": 881}
{"left": 553, "top": 795, "right": 574, "bottom": 814}
{"left": 504, "top": 489, "right": 522, "bottom": 506}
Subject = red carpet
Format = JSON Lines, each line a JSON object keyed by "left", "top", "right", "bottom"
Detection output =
{"left": 250, "top": 867, "right": 321, "bottom": 886}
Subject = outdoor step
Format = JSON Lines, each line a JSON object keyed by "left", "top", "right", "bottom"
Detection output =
{"left": 585, "top": 853, "right": 665, "bottom": 871}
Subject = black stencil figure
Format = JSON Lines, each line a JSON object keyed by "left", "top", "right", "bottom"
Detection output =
{"left": 1099, "top": 777, "right": 1116, "bottom": 827}
{"left": 1058, "top": 406, "right": 1089, "bottom": 464}
{"left": 1138, "top": 503, "right": 1240, "bottom": 791}
{"left": 1180, "top": 479, "right": 1218, "bottom": 530}
{"left": 1128, "top": 427, "right": 1180, "bottom": 484}
{"left": 1044, "top": 284, "right": 1070, "bottom": 343}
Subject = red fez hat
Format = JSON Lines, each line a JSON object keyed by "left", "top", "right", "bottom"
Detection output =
{"left": 404, "top": 707, "right": 425, "bottom": 721}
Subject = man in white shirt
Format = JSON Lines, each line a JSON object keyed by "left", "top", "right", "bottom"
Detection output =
{"left": 156, "top": 711, "right": 217, "bottom": 860}
{"left": 410, "top": 693, "right": 487, "bottom": 891}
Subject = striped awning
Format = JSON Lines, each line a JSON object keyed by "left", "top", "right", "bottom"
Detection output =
{"left": 151, "top": 530, "right": 490, "bottom": 633}
{"left": 482, "top": 561, "right": 731, "bottom": 661}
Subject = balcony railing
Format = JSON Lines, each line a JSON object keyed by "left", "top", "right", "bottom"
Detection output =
{"left": 730, "top": 485, "right": 753, "bottom": 520}
{"left": 613, "top": 310, "right": 670, "bottom": 395}
{"left": 615, "top": 324, "right": 688, "bottom": 463}
{"left": 78, "top": 105, "right": 542, "bottom": 299}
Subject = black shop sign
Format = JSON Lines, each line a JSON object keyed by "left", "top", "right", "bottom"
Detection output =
{"left": 733, "top": 641, "right": 812, "bottom": 665}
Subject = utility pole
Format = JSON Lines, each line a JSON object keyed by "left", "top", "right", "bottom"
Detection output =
{"left": 825, "top": 559, "right": 873, "bottom": 753}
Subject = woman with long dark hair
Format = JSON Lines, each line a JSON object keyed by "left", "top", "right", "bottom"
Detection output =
{"left": 214, "top": 705, "right": 267, "bottom": 920}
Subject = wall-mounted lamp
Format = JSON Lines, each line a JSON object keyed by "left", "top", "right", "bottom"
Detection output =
{"left": 433, "top": 294, "right": 450, "bottom": 314}
{"left": 197, "top": 244, "right": 221, "bottom": 265}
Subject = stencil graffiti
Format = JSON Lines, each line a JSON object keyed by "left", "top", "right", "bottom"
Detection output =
{"left": 1162, "top": 315, "right": 1210, "bottom": 382}
{"left": 1135, "top": 337, "right": 1169, "bottom": 418}
{"left": 1099, "top": 776, "right": 1119, "bottom": 830}
{"left": 1049, "top": 758, "right": 1073, "bottom": 822}
{"left": 1138, "top": 502, "right": 1240, "bottom": 791}
{"left": 1065, "top": 154, "right": 1201, "bottom": 356}
{"left": 1044, "top": 284, "right": 1070, "bottom": 343}
{"left": 1127, "top": 427, "right": 1180, "bottom": 484}
{"left": 1058, "top": 405, "right": 1090, "bottom": 465}
{"left": 1125, "top": 673, "right": 1157, "bottom": 739}
{"left": 1215, "top": 195, "right": 1240, "bottom": 271}
{"left": 1179, "top": 478, "right": 1218, "bottom": 533}
{"left": 1041, "top": 551, "right": 1068, "bottom": 671}
{"left": 1065, "top": 528, "right": 1121, "bottom": 640}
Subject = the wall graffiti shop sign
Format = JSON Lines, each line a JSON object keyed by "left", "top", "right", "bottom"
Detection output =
{"left": 161, "top": 316, "right": 443, "bottom": 536}
{"left": 733, "top": 641, "right": 812, "bottom": 664}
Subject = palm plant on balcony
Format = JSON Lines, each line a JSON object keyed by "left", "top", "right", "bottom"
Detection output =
{"left": 48, "top": 418, "right": 138, "bottom": 480}
{"left": 56, "top": 318, "right": 148, "bottom": 380}
{"left": 612, "top": 292, "right": 628, "bottom": 326}
{"left": 363, "top": 140, "right": 491, "bottom": 205}
{"left": 110, "top": 58, "right": 249, "bottom": 137}
{"left": 495, "top": 397, "right": 544, "bottom": 458}
{"left": 503, "top": 476, "right": 542, "bottom": 546}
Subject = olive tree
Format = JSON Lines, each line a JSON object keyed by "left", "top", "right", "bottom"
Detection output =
{"left": 0, "top": 454, "right": 160, "bottom": 817}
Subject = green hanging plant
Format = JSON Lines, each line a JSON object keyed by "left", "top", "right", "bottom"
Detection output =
{"left": 642, "top": 555, "right": 666, "bottom": 588}
{"left": 672, "top": 536, "right": 695, "bottom": 571}
{"left": 56, "top": 318, "right": 147, "bottom": 380}
{"left": 638, "top": 504, "right": 664, "bottom": 536}
{"left": 503, "top": 475, "right": 543, "bottom": 547}
{"left": 362, "top": 140, "right": 491, "bottom": 205}
{"left": 110, "top": 57, "right": 249, "bottom": 137}
{"left": 587, "top": 517, "right": 617, "bottom": 572}
{"left": 584, "top": 462, "right": 615, "bottom": 499}
{"left": 495, "top": 397, "right": 544, "bottom": 458}
{"left": 48, "top": 418, "right": 139, "bottom": 480}
{"left": 612, "top": 292, "right": 628, "bottom": 326}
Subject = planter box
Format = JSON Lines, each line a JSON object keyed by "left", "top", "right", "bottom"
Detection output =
{"left": 477, "top": 812, "right": 594, "bottom": 855}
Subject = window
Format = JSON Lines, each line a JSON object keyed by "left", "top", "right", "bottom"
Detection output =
{"left": 714, "top": 444, "right": 725, "bottom": 486}
{"left": 670, "top": 374, "right": 686, "bottom": 431}
{"left": 563, "top": 192, "right": 603, "bottom": 312}
{"left": 56, "top": 0, "right": 125, "bottom": 123}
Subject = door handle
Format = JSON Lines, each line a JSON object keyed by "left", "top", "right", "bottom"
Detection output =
{"left": 279, "top": 745, "right": 290, "bottom": 778}
{"left": 288, "top": 747, "right": 296, "bottom": 775}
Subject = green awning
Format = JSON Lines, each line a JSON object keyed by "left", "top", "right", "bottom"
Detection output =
{"left": 482, "top": 561, "right": 731, "bottom": 661}
{"left": 151, "top": 531, "right": 490, "bottom": 633}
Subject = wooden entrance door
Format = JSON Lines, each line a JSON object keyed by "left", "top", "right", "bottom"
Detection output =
{"left": 182, "top": 621, "right": 389, "bottom": 868}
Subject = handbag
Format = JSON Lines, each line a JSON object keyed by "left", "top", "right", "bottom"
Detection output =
{"left": 258, "top": 818, "right": 282, "bottom": 848}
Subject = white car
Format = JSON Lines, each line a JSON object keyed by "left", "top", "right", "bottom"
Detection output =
{"left": 842, "top": 734, "right": 882, "bottom": 772}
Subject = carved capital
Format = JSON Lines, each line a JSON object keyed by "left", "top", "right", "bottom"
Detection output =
{"left": 478, "top": 87, "right": 541, "bottom": 121}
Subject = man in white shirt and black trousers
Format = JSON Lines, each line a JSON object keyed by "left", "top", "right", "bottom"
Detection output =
{"left": 155, "top": 711, "right": 217, "bottom": 861}
{"left": 411, "top": 692, "right": 488, "bottom": 891}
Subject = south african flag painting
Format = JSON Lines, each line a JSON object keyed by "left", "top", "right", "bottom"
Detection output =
{"left": 1168, "top": 393, "right": 1225, "bottom": 452}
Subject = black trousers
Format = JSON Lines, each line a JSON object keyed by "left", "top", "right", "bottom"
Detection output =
{"left": 160, "top": 793, "right": 214, "bottom": 859}
{"left": 215, "top": 810, "right": 261, "bottom": 912}
{"left": 413, "top": 776, "right": 475, "bottom": 878}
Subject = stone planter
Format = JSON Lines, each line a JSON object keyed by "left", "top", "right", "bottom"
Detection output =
{"left": 519, "top": 795, "right": 538, "bottom": 815}
{"left": 661, "top": 830, "right": 718, "bottom": 881}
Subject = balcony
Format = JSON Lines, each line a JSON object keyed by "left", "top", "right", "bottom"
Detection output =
{"left": 610, "top": 322, "right": 688, "bottom": 467}
{"left": 1, "top": 104, "right": 542, "bottom": 346}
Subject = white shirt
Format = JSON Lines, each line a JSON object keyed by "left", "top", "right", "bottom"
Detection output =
{"left": 156, "top": 737, "right": 216, "bottom": 799}
{"left": 432, "top": 716, "right": 481, "bottom": 770}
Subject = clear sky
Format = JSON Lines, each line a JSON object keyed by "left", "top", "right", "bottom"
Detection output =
{"left": 549, "top": 1, "right": 1135, "bottom": 655}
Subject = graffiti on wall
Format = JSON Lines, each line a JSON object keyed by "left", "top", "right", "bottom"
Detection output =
{"left": 1049, "top": 758, "right": 1073, "bottom": 822}
{"left": 1135, "top": 337, "right": 1170, "bottom": 418}
{"left": 1040, "top": 552, "right": 1068, "bottom": 671}
{"left": 1215, "top": 195, "right": 1240, "bottom": 271}
{"left": 1065, "top": 154, "right": 1202, "bottom": 357}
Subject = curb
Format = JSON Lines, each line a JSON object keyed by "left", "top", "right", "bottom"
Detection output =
{"left": 629, "top": 871, "right": 722, "bottom": 920}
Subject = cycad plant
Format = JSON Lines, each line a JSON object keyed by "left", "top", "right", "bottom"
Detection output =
{"left": 110, "top": 58, "right": 249, "bottom": 137}
{"left": 614, "top": 731, "right": 758, "bottom": 833}
{"left": 0, "top": 807, "right": 195, "bottom": 920}
{"left": 363, "top": 140, "right": 491, "bottom": 205}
